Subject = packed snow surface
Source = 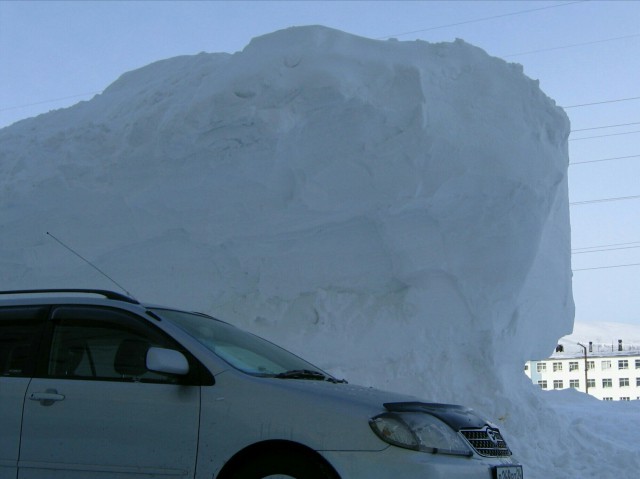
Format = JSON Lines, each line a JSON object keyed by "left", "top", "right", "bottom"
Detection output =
{"left": 1, "top": 26, "right": 636, "bottom": 478}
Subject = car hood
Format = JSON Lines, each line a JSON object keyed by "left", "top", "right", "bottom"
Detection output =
{"left": 254, "top": 376, "right": 491, "bottom": 430}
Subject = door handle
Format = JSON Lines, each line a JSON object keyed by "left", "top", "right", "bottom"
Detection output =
{"left": 29, "top": 389, "right": 65, "bottom": 406}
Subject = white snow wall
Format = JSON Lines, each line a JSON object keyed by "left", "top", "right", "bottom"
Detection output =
{"left": 1, "top": 27, "right": 574, "bottom": 474}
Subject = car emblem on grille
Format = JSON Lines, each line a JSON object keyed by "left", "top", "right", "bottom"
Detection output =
{"left": 486, "top": 428, "right": 500, "bottom": 446}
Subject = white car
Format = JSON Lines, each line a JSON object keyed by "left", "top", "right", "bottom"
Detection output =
{"left": 0, "top": 289, "right": 523, "bottom": 479}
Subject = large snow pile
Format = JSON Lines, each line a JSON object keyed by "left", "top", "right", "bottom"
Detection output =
{"left": 1, "top": 26, "right": 635, "bottom": 477}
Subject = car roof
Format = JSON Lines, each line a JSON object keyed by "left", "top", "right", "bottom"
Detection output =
{"left": 0, "top": 289, "right": 146, "bottom": 310}
{"left": 0, "top": 289, "right": 138, "bottom": 303}
{"left": 0, "top": 288, "right": 223, "bottom": 324}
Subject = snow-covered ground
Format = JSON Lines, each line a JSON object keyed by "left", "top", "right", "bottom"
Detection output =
{"left": 1, "top": 26, "right": 637, "bottom": 478}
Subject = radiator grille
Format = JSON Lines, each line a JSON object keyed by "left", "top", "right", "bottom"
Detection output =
{"left": 460, "top": 427, "right": 512, "bottom": 457}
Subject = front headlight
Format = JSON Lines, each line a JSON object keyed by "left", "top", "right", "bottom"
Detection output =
{"left": 369, "top": 412, "right": 472, "bottom": 457}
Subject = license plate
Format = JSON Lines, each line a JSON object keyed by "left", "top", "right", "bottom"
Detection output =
{"left": 493, "top": 465, "right": 523, "bottom": 479}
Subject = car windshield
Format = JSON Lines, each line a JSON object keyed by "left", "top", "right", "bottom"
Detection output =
{"left": 150, "top": 308, "right": 329, "bottom": 379}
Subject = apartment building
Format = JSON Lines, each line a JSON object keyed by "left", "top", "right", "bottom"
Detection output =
{"left": 525, "top": 342, "right": 640, "bottom": 401}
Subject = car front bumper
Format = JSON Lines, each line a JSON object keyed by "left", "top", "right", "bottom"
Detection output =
{"left": 321, "top": 446, "right": 521, "bottom": 479}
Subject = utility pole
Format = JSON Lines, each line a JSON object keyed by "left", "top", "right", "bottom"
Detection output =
{"left": 578, "top": 342, "right": 589, "bottom": 394}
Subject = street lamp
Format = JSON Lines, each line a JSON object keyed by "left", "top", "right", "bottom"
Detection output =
{"left": 577, "top": 342, "right": 589, "bottom": 394}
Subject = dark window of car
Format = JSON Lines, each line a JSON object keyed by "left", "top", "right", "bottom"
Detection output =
{"left": 46, "top": 306, "right": 208, "bottom": 385}
{"left": 0, "top": 306, "right": 48, "bottom": 377}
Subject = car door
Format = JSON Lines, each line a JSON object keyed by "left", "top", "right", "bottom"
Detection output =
{"left": 0, "top": 306, "right": 48, "bottom": 479}
{"left": 19, "top": 305, "right": 201, "bottom": 479}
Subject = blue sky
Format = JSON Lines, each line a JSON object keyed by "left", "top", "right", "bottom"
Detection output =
{"left": 1, "top": 1, "right": 639, "bottom": 325}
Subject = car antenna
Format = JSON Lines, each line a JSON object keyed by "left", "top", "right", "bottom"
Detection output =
{"left": 46, "top": 231, "right": 137, "bottom": 300}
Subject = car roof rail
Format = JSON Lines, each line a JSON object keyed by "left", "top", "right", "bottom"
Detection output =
{"left": 0, "top": 289, "right": 139, "bottom": 304}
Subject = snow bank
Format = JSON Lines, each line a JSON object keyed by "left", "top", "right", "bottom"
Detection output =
{"left": 2, "top": 26, "right": 634, "bottom": 478}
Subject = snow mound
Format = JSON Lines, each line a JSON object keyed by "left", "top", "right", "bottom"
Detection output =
{"left": 3, "top": 26, "right": 632, "bottom": 478}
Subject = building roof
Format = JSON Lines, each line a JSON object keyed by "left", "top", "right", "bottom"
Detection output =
{"left": 531, "top": 347, "right": 640, "bottom": 361}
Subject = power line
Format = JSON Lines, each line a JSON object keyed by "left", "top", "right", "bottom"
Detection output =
{"left": 570, "top": 195, "right": 640, "bottom": 206}
{"left": 572, "top": 241, "right": 640, "bottom": 270}
{"left": 572, "top": 245, "right": 640, "bottom": 255}
{"left": 570, "top": 130, "right": 640, "bottom": 141}
{"left": 377, "top": 1, "right": 584, "bottom": 39}
{"left": 0, "top": 91, "right": 102, "bottom": 112}
{"left": 573, "top": 240, "right": 640, "bottom": 252}
{"left": 570, "top": 154, "right": 640, "bottom": 165}
{"left": 572, "top": 121, "right": 640, "bottom": 132}
{"left": 562, "top": 96, "right": 640, "bottom": 109}
{"left": 502, "top": 33, "right": 640, "bottom": 58}
{"left": 573, "top": 263, "right": 640, "bottom": 272}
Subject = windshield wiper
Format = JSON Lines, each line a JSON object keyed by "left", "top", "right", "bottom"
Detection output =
{"left": 274, "top": 369, "right": 347, "bottom": 383}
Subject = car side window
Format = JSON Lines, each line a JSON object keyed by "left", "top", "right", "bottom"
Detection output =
{"left": 47, "top": 306, "right": 184, "bottom": 384}
{"left": 0, "top": 306, "right": 48, "bottom": 378}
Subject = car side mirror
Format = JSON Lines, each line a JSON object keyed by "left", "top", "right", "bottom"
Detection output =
{"left": 146, "top": 347, "right": 190, "bottom": 376}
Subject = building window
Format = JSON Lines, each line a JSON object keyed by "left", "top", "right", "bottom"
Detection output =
{"left": 537, "top": 362, "right": 546, "bottom": 372}
{"left": 620, "top": 397, "right": 630, "bottom": 401}
{"left": 587, "top": 379, "right": 596, "bottom": 388}
{"left": 620, "top": 378, "right": 629, "bottom": 387}
{"left": 524, "top": 364, "right": 529, "bottom": 371}
{"left": 587, "top": 361, "right": 595, "bottom": 370}
{"left": 601, "top": 360, "right": 611, "bottom": 370}
{"left": 635, "top": 359, "right": 640, "bottom": 369}
{"left": 569, "top": 379, "right": 580, "bottom": 388}
{"left": 569, "top": 361, "right": 579, "bottom": 372}
{"left": 636, "top": 377, "right": 640, "bottom": 387}
{"left": 602, "top": 378, "right": 613, "bottom": 388}
{"left": 618, "top": 360, "right": 629, "bottom": 370}
{"left": 603, "top": 397, "right": 613, "bottom": 401}
{"left": 538, "top": 380, "right": 548, "bottom": 389}
{"left": 553, "top": 380, "right": 563, "bottom": 389}
{"left": 553, "top": 362, "right": 563, "bottom": 372}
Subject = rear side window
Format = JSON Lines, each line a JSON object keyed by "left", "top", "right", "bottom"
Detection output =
{"left": 0, "top": 307, "right": 48, "bottom": 377}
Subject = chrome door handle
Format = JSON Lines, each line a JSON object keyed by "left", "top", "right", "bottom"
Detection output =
{"left": 29, "top": 389, "right": 65, "bottom": 406}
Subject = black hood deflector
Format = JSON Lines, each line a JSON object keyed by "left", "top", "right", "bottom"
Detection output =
{"left": 383, "top": 402, "right": 488, "bottom": 430}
